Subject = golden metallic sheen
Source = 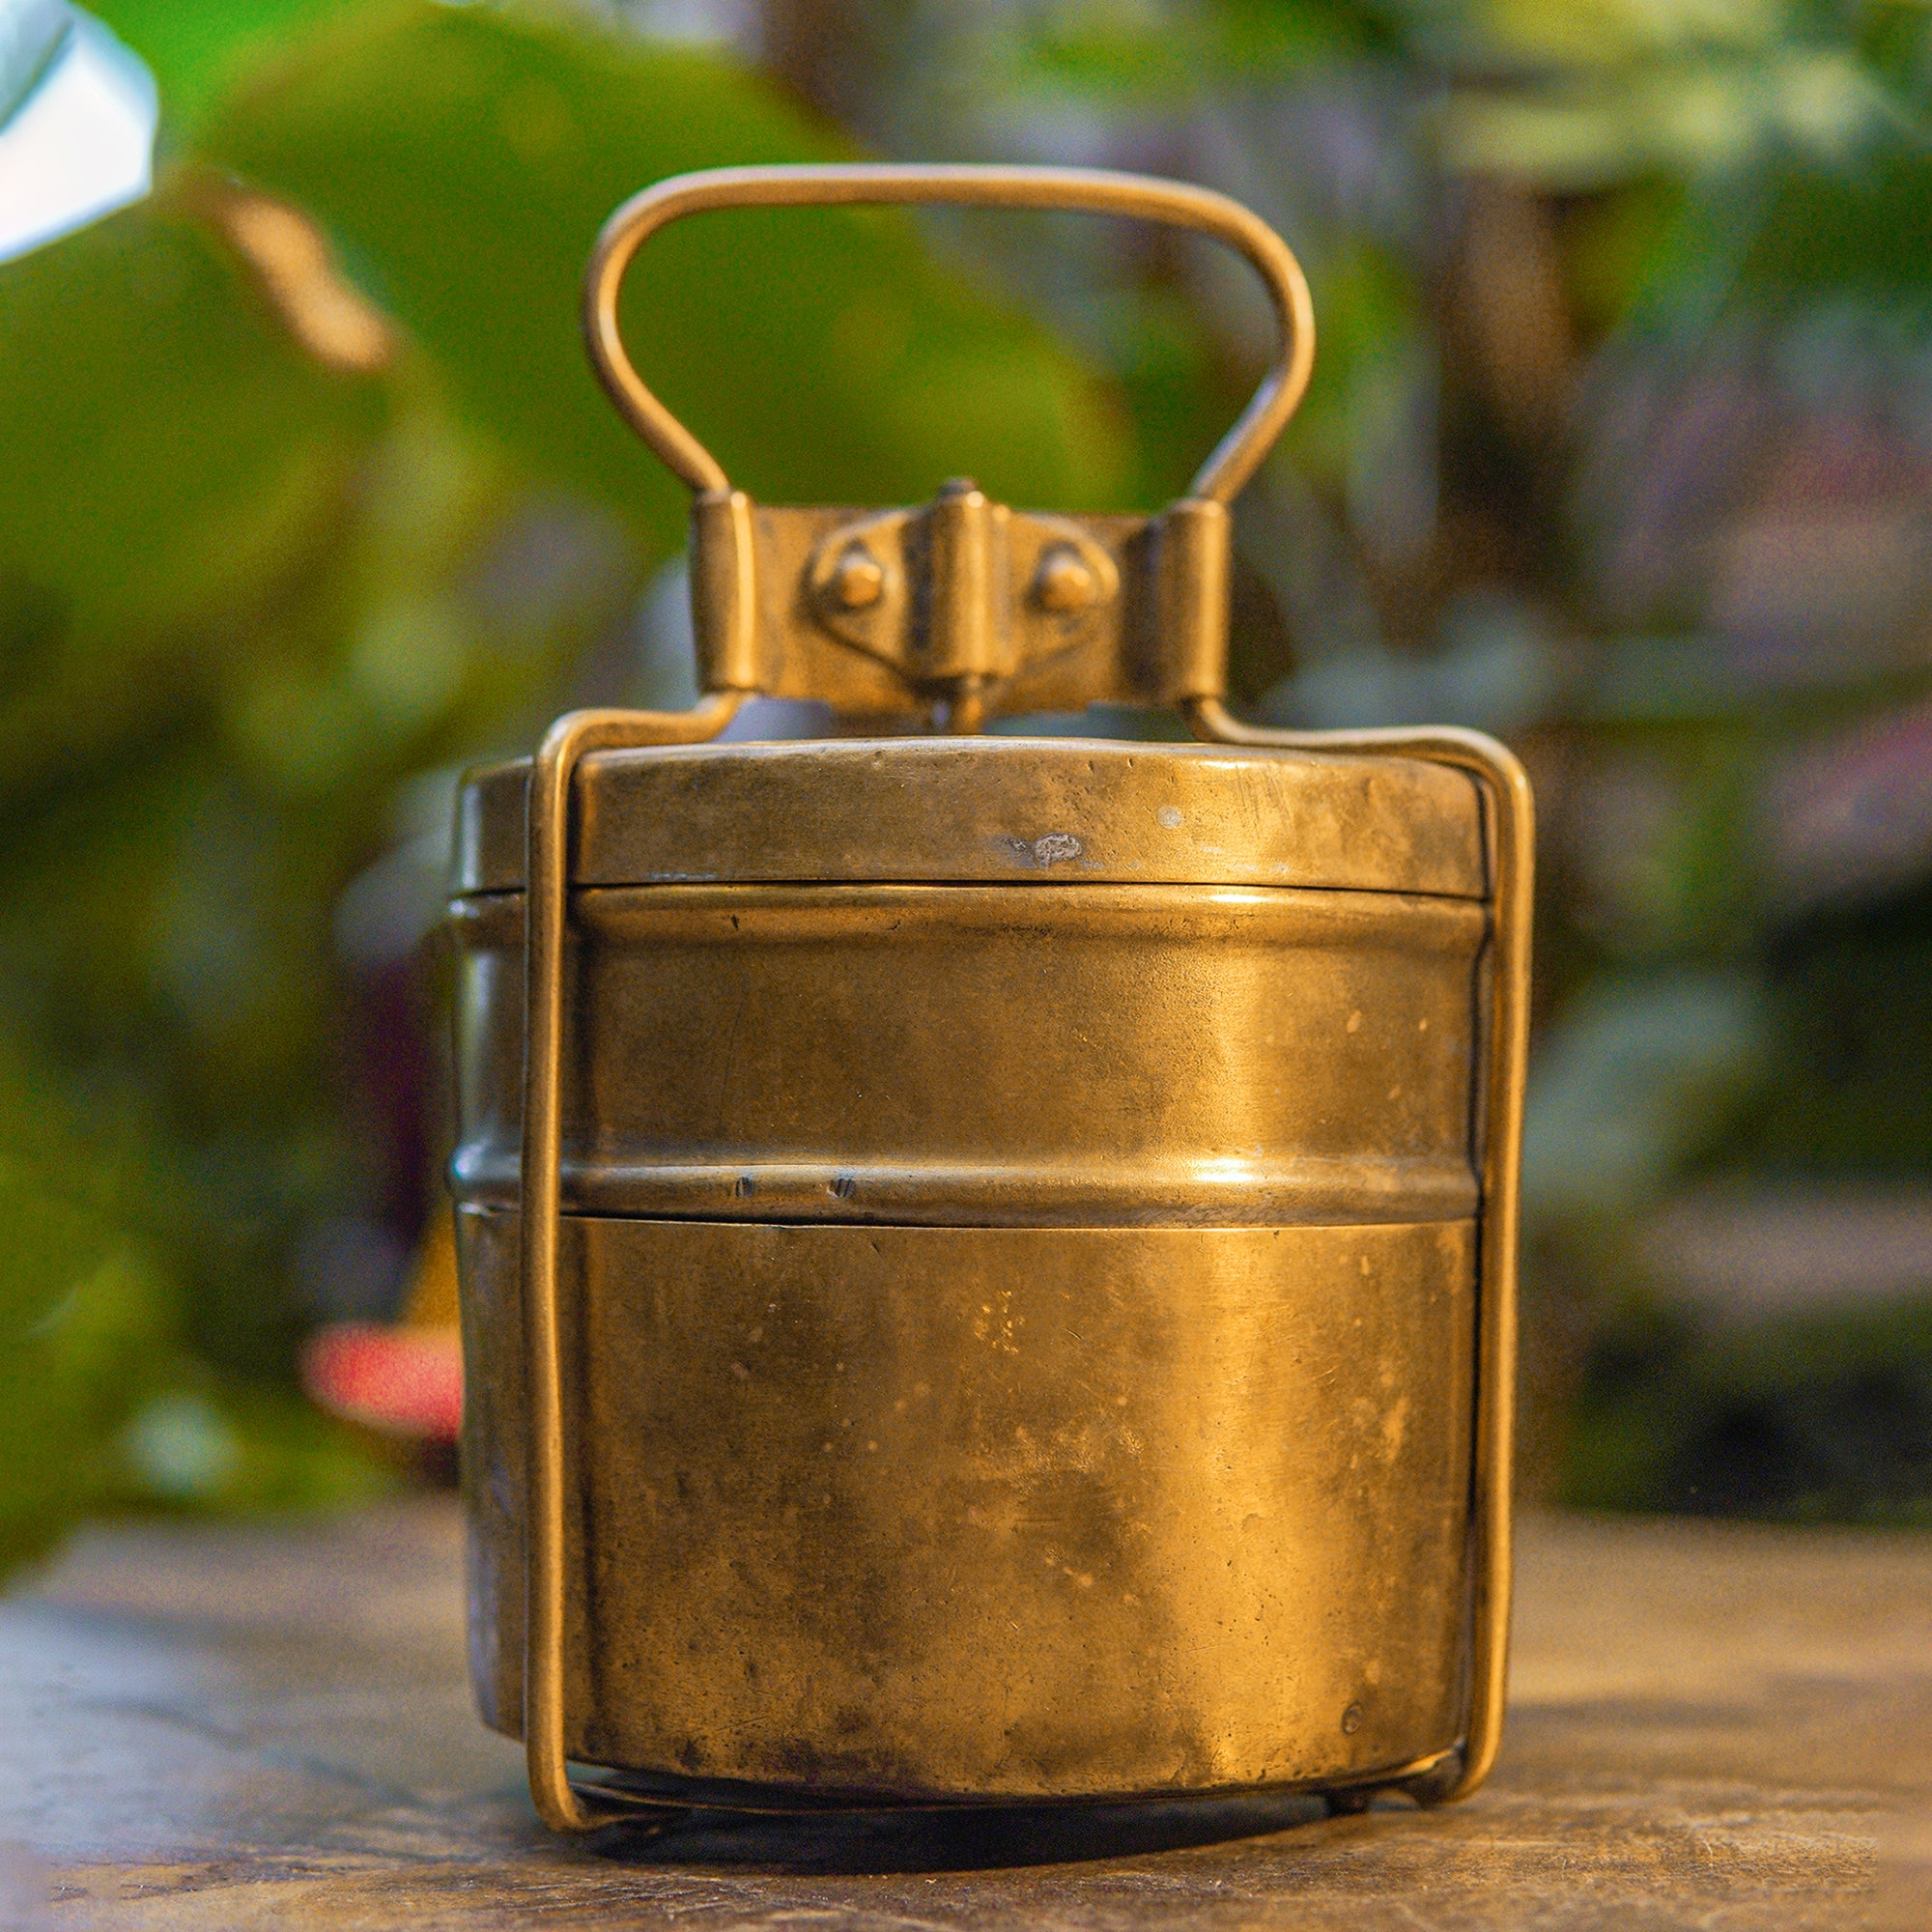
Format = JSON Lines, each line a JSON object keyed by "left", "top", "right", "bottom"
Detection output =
{"left": 450, "top": 164, "right": 1533, "bottom": 1836}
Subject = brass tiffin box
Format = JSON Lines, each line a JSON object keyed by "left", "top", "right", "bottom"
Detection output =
{"left": 448, "top": 166, "right": 1532, "bottom": 1834}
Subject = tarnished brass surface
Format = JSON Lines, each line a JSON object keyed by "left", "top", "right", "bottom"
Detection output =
{"left": 459, "top": 1208, "right": 1475, "bottom": 1800}
{"left": 452, "top": 740, "right": 1505, "bottom": 1814}
{"left": 671, "top": 492, "right": 1233, "bottom": 720}
{"left": 452, "top": 737, "right": 1488, "bottom": 898}
{"left": 1181, "top": 701, "right": 1534, "bottom": 1801}
{"left": 458, "top": 163, "right": 1534, "bottom": 1833}
{"left": 449, "top": 874, "right": 1487, "bottom": 1228}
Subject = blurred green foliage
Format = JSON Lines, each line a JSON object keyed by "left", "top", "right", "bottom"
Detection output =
{"left": 0, "top": 1043, "right": 173, "bottom": 1575}
{"left": 196, "top": 3, "right": 1131, "bottom": 526}
{"left": 6, "top": 0, "right": 1932, "bottom": 1568}
{"left": 0, "top": 0, "right": 1133, "bottom": 1575}
{"left": 89, "top": 2, "right": 361, "bottom": 128}
{"left": 1567, "top": 1294, "right": 1932, "bottom": 1523}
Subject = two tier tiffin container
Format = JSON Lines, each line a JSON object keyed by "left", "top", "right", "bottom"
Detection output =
{"left": 447, "top": 163, "right": 1532, "bottom": 1834}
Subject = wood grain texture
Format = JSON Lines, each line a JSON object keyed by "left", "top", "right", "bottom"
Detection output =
{"left": 2, "top": 1504, "right": 1925, "bottom": 1928}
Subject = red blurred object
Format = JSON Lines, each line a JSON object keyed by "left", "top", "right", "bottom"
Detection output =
{"left": 301, "top": 1322, "right": 463, "bottom": 1441}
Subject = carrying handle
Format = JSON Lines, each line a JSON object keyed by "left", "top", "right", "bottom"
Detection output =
{"left": 583, "top": 163, "right": 1316, "bottom": 507}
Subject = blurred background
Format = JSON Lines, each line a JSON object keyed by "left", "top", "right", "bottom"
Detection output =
{"left": 3, "top": 0, "right": 1930, "bottom": 1578}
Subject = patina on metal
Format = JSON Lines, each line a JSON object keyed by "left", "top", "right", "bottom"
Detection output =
{"left": 448, "top": 163, "right": 1534, "bottom": 1836}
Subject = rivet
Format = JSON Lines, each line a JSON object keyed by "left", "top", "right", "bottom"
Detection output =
{"left": 1342, "top": 1702, "right": 1364, "bottom": 1735}
{"left": 829, "top": 544, "right": 885, "bottom": 609}
{"left": 1033, "top": 544, "right": 1097, "bottom": 611}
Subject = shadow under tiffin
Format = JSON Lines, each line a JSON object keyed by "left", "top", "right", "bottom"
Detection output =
{"left": 582, "top": 1786, "right": 1377, "bottom": 1874}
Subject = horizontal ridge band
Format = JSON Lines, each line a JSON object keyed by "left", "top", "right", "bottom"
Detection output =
{"left": 449, "top": 1152, "right": 1478, "bottom": 1227}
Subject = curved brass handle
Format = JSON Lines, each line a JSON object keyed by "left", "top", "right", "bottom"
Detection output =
{"left": 583, "top": 162, "right": 1316, "bottom": 507}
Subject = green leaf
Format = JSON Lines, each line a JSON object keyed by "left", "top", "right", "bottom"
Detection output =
{"left": 86, "top": 0, "right": 361, "bottom": 131}
{"left": 1017, "top": 0, "right": 1390, "bottom": 99}
{"left": 193, "top": 2, "right": 1136, "bottom": 532}
{"left": 0, "top": 183, "right": 388, "bottom": 639}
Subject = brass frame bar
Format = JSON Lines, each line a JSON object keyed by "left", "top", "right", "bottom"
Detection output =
{"left": 522, "top": 697, "right": 1529, "bottom": 1825}
{"left": 583, "top": 164, "right": 1316, "bottom": 509}
{"left": 1183, "top": 698, "right": 1534, "bottom": 1803}
{"left": 522, "top": 695, "right": 743, "bottom": 1832}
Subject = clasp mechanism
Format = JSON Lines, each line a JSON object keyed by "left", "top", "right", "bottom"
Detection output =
{"left": 810, "top": 481, "right": 1117, "bottom": 701}
{"left": 689, "top": 478, "right": 1231, "bottom": 728}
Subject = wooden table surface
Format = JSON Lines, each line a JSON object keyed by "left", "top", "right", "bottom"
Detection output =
{"left": 2, "top": 1501, "right": 1927, "bottom": 1929}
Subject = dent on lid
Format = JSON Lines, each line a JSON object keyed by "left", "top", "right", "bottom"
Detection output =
{"left": 453, "top": 737, "right": 1488, "bottom": 898}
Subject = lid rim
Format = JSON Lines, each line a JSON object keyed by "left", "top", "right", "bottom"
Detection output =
{"left": 453, "top": 736, "right": 1489, "bottom": 900}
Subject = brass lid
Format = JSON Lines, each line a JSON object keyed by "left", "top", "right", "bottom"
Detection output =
{"left": 453, "top": 736, "right": 1487, "bottom": 899}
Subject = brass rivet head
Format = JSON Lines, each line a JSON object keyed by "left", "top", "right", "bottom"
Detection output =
{"left": 1033, "top": 544, "right": 1097, "bottom": 611}
{"left": 1342, "top": 1702, "right": 1364, "bottom": 1735}
{"left": 829, "top": 544, "right": 885, "bottom": 610}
